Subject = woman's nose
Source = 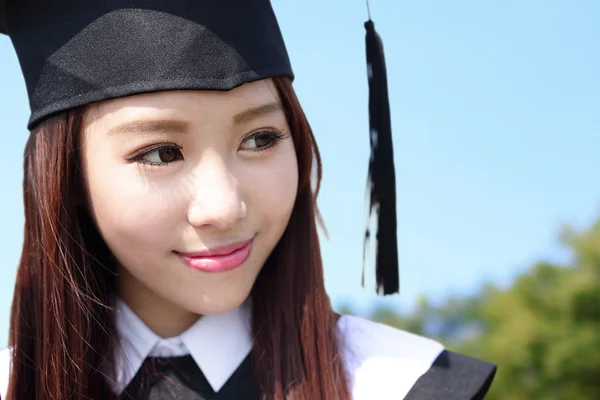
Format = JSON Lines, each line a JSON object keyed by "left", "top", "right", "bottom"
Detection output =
{"left": 186, "top": 156, "right": 247, "bottom": 230}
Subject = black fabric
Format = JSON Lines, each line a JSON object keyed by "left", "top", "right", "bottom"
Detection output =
{"left": 0, "top": 0, "right": 293, "bottom": 129}
{"left": 0, "top": 0, "right": 5, "bottom": 34}
{"left": 121, "top": 354, "right": 260, "bottom": 400}
{"left": 363, "top": 19, "right": 399, "bottom": 295}
{"left": 404, "top": 350, "right": 497, "bottom": 400}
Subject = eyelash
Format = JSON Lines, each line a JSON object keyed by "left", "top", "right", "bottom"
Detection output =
{"left": 240, "top": 128, "right": 286, "bottom": 153}
{"left": 127, "top": 142, "right": 184, "bottom": 167}
{"left": 127, "top": 129, "right": 287, "bottom": 167}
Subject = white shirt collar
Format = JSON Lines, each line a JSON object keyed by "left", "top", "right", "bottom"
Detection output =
{"left": 112, "top": 298, "right": 253, "bottom": 395}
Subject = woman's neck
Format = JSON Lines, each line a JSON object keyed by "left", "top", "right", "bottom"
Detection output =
{"left": 117, "top": 266, "right": 201, "bottom": 338}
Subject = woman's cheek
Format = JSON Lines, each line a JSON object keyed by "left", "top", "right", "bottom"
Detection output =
{"left": 242, "top": 148, "right": 298, "bottom": 221}
{"left": 87, "top": 169, "right": 184, "bottom": 251}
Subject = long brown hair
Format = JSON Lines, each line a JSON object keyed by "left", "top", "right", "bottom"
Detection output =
{"left": 6, "top": 76, "right": 351, "bottom": 399}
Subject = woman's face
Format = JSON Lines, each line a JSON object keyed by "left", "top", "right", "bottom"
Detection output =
{"left": 81, "top": 79, "right": 298, "bottom": 334}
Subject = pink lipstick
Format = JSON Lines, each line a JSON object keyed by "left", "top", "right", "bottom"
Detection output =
{"left": 176, "top": 239, "right": 252, "bottom": 273}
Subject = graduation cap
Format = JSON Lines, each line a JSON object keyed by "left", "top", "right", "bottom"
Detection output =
{"left": 0, "top": 0, "right": 293, "bottom": 129}
{"left": 0, "top": 0, "right": 399, "bottom": 295}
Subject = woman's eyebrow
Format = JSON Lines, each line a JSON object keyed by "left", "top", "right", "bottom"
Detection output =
{"left": 108, "top": 119, "right": 190, "bottom": 135}
{"left": 233, "top": 102, "right": 283, "bottom": 125}
{"left": 107, "top": 102, "right": 282, "bottom": 135}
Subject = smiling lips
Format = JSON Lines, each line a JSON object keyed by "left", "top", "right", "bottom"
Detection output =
{"left": 176, "top": 239, "right": 253, "bottom": 272}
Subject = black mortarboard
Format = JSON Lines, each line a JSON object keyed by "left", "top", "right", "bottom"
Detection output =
{"left": 0, "top": 0, "right": 400, "bottom": 295}
{"left": 0, "top": 0, "right": 293, "bottom": 129}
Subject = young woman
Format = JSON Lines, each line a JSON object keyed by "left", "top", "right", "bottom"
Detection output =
{"left": 0, "top": 1, "right": 496, "bottom": 399}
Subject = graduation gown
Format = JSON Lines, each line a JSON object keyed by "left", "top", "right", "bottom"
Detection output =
{"left": 0, "top": 299, "right": 496, "bottom": 399}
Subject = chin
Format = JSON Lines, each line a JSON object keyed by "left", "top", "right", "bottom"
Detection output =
{"left": 182, "top": 285, "right": 253, "bottom": 316}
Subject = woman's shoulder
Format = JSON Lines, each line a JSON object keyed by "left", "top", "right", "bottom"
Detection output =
{"left": 0, "top": 347, "right": 10, "bottom": 399}
{"left": 337, "top": 314, "right": 497, "bottom": 400}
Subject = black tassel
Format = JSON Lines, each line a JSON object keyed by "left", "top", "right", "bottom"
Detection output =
{"left": 362, "top": 17, "right": 399, "bottom": 295}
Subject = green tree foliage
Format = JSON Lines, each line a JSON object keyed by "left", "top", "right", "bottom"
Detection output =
{"left": 365, "top": 220, "right": 600, "bottom": 399}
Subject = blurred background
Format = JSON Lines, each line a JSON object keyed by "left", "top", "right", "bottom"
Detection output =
{"left": 1, "top": 1, "right": 599, "bottom": 398}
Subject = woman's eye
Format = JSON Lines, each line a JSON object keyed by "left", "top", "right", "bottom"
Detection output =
{"left": 131, "top": 144, "right": 184, "bottom": 166}
{"left": 240, "top": 130, "right": 284, "bottom": 152}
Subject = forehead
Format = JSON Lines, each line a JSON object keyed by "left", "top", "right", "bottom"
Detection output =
{"left": 84, "top": 79, "right": 280, "bottom": 126}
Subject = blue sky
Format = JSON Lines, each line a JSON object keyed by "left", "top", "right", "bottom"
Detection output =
{"left": 0, "top": 1, "right": 599, "bottom": 347}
